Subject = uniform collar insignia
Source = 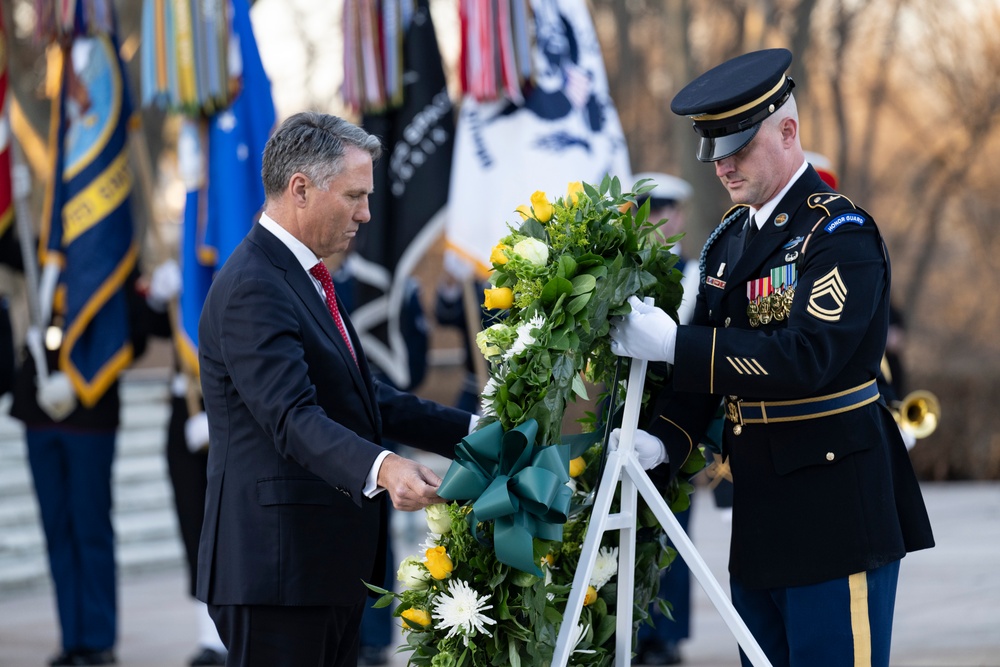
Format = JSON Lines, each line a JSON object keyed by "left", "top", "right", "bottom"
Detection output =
{"left": 773, "top": 212, "right": 789, "bottom": 227}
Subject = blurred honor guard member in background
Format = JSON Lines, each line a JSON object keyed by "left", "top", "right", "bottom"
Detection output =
{"left": 609, "top": 49, "right": 934, "bottom": 667}
{"left": 195, "top": 113, "right": 475, "bottom": 667}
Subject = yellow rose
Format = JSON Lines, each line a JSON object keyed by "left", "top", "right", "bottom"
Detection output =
{"left": 566, "top": 181, "right": 584, "bottom": 205}
{"left": 530, "top": 191, "right": 554, "bottom": 222}
{"left": 425, "top": 546, "right": 454, "bottom": 580}
{"left": 483, "top": 287, "right": 513, "bottom": 310}
{"left": 490, "top": 243, "right": 510, "bottom": 265}
{"left": 583, "top": 585, "right": 598, "bottom": 606}
{"left": 401, "top": 607, "right": 432, "bottom": 629}
{"left": 515, "top": 204, "right": 532, "bottom": 221}
{"left": 569, "top": 456, "right": 586, "bottom": 477}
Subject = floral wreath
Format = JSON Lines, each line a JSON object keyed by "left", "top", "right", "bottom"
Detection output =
{"left": 369, "top": 176, "right": 705, "bottom": 666}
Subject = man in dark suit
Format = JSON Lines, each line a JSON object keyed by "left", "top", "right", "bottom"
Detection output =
{"left": 196, "top": 112, "right": 475, "bottom": 667}
{"left": 610, "top": 50, "right": 934, "bottom": 667}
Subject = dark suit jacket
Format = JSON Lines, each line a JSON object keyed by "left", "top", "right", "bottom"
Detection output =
{"left": 196, "top": 223, "right": 470, "bottom": 606}
{"left": 647, "top": 167, "right": 933, "bottom": 589}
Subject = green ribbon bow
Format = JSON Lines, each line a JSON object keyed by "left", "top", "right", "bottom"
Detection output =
{"left": 438, "top": 419, "right": 576, "bottom": 576}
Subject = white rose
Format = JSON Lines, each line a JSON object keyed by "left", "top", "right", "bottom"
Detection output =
{"left": 513, "top": 238, "right": 549, "bottom": 266}
{"left": 397, "top": 555, "right": 431, "bottom": 590}
{"left": 425, "top": 503, "right": 453, "bottom": 535}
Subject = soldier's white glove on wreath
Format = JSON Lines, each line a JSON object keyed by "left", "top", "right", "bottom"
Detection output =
{"left": 609, "top": 296, "right": 677, "bottom": 363}
{"left": 185, "top": 411, "right": 210, "bottom": 453}
{"left": 609, "top": 427, "right": 669, "bottom": 470}
{"left": 37, "top": 372, "right": 77, "bottom": 421}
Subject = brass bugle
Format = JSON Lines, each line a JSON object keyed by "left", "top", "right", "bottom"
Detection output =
{"left": 893, "top": 389, "right": 940, "bottom": 439}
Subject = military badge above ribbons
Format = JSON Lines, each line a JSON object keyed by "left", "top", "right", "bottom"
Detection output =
{"left": 746, "top": 263, "right": 798, "bottom": 327}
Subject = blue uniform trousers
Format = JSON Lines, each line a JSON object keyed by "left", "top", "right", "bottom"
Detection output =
{"left": 731, "top": 559, "right": 900, "bottom": 667}
{"left": 26, "top": 428, "right": 117, "bottom": 652}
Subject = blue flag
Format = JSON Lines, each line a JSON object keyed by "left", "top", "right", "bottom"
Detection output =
{"left": 177, "top": 0, "right": 275, "bottom": 374}
{"left": 40, "top": 34, "right": 138, "bottom": 408}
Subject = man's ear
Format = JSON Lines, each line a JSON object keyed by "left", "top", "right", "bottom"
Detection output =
{"left": 780, "top": 117, "right": 798, "bottom": 147}
{"left": 289, "top": 173, "right": 309, "bottom": 207}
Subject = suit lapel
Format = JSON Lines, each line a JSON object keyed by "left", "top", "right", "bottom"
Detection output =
{"left": 249, "top": 225, "right": 378, "bottom": 424}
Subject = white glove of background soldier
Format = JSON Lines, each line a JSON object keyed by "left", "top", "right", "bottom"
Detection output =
{"left": 609, "top": 296, "right": 677, "bottom": 363}
{"left": 185, "top": 411, "right": 210, "bottom": 453}
{"left": 37, "top": 372, "right": 77, "bottom": 421}
{"left": 147, "top": 259, "right": 182, "bottom": 311}
{"left": 609, "top": 427, "right": 669, "bottom": 470}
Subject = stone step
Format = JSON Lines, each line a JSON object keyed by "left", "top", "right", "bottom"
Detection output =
{"left": 0, "top": 370, "right": 184, "bottom": 593}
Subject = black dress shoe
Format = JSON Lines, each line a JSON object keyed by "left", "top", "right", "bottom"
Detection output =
{"left": 641, "top": 640, "right": 682, "bottom": 665}
{"left": 189, "top": 647, "right": 227, "bottom": 666}
{"left": 49, "top": 650, "right": 117, "bottom": 666}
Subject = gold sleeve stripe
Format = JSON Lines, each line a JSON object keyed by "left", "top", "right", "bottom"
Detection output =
{"left": 658, "top": 416, "right": 694, "bottom": 464}
{"left": 849, "top": 571, "right": 872, "bottom": 667}
{"left": 727, "top": 357, "right": 768, "bottom": 375}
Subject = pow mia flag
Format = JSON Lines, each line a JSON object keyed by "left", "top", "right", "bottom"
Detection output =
{"left": 351, "top": 0, "right": 454, "bottom": 390}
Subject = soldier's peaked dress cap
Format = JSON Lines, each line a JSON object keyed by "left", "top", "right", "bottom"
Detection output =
{"left": 671, "top": 48, "right": 795, "bottom": 162}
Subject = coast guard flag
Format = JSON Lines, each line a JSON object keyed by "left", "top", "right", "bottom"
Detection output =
{"left": 447, "top": 0, "right": 631, "bottom": 275}
{"left": 350, "top": 0, "right": 455, "bottom": 390}
{"left": 176, "top": 0, "right": 274, "bottom": 375}
{"left": 40, "top": 34, "right": 138, "bottom": 407}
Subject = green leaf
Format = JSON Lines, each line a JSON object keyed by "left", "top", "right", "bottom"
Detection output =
{"left": 594, "top": 613, "right": 617, "bottom": 646}
{"left": 520, "top": 218, "right": 547, "bottom": 240}
{"left": 570, "top": 273, "right": 597, "bottom": 296}
{"left": 566, "top": 293, "right": 590, "bottom": 315}
{"left": 571, "top": 373, "right": 589, "bottom": 400}
{"left": 541, "top": 276, "right": 574, "bottom": 305}
{"left": 558, "top": 253, "right": 577, "bottom": 279}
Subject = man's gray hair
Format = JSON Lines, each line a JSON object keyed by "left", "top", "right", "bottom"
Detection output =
{"left": 261, "top": 112, "right": 383, "bottom": 198}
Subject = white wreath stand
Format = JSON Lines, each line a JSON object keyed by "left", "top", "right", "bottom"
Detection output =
{"left": 551, "top": 353, "right": 772, "bottom": 667}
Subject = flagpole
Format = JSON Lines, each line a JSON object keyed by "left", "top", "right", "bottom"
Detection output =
{"left": 128, "top": 124, "right": 202, "bottom": 417}
{"left": 11, "top": 140, "right": 49, "bottom": 379}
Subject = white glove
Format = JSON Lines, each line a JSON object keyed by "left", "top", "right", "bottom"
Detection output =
{"left": 898, "top": 424, "right": 917, "bottom": 452}
{"left": 148, "top": 259, "right": 182, "bottom": 310}
{"left": 609, "top": 427, "right": 669, "bottom": 470}
{"left": 609, "top": 296, "right": 677, "bottom": 363}
{"left": 37, "top": 372, "right": 77, "bottom": 421}
{"left": 185, "top": 411, "right": 210, "bottom": 453}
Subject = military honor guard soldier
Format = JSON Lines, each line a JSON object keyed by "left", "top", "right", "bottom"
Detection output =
{"left": 609, "top": 49, "right": 934, "bottom": 667}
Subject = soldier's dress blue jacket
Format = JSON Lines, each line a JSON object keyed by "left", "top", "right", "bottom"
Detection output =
{"left": 647, "top": 165, "right": 934, "bottom": 590}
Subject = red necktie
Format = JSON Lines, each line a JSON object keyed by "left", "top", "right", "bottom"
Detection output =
{"left": 309, "top": 262, "right": 357, "bottom": 365}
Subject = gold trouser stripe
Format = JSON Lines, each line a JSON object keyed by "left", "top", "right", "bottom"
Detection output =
{"left": 709, "top": 329, "right": 717, "bottom": 394}
{"left": 849, "top": 571, "right": 872, "bottom": 667}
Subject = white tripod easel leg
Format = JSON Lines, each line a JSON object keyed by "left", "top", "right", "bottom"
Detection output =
{"left": 552, "top": 346, "right": 772, "bottom": 666}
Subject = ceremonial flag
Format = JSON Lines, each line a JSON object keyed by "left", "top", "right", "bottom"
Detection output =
{"left": 176, "top": 0, "right": 275, "bottom": 374}
{"left": 447, "top": 0, "right": 632, "bottom": 275}
{"left": 350, "top": 0, "right": 455, "bottom": 390}
{"left": 39, "top": 34, "right": 138, "bottom": 407}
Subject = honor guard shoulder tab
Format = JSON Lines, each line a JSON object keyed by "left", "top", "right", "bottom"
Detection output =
{"left": 802, "top": 193, "right": 867, "bottom": 257}
{"left": 700, "top": 204, "right": 748, "bottom": 284}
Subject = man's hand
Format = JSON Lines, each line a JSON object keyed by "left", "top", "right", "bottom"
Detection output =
{"left": 37, "top": 372, "right": 77, "bottom": 421}
{"left": 376, "top": 453, "right": 445, "bottom": 511}
{"left": 610, "top": 296, "right": 677, "bottom": 363}
{"left": 609, "top": 427, "right": 669, "bottom": 470}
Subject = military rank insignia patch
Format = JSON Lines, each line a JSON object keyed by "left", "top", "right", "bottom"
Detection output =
{"left": 746, "top": 263, "right": 798, "bottom": 327}
{"left": 824, "top": 213, "right": 865, "bottom": 233}
{"left": 807, "top": 267, "right": 848, "bottom": 321}
{"left": 726, "top": 356, "right": 768, "bottom": 375}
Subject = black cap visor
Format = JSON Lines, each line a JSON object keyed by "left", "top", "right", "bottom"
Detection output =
{"left": 697, "top": 123, "right": 761, "bottom": 162}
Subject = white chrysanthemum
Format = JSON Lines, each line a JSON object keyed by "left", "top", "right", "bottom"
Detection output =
{"left": 432, "top": 579, "right": 497, "bottom": 645}
{"left": 590, "top": 546, "right": 619, "bottom": 590}
{"left": 419, "top": 533, "right": 443, "bottom": 551}
{"left": 504, "top": 314, "right": 545, "bottom": 360}
{"left": 569, "top": 622, "right": 597, "bottom": 655}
